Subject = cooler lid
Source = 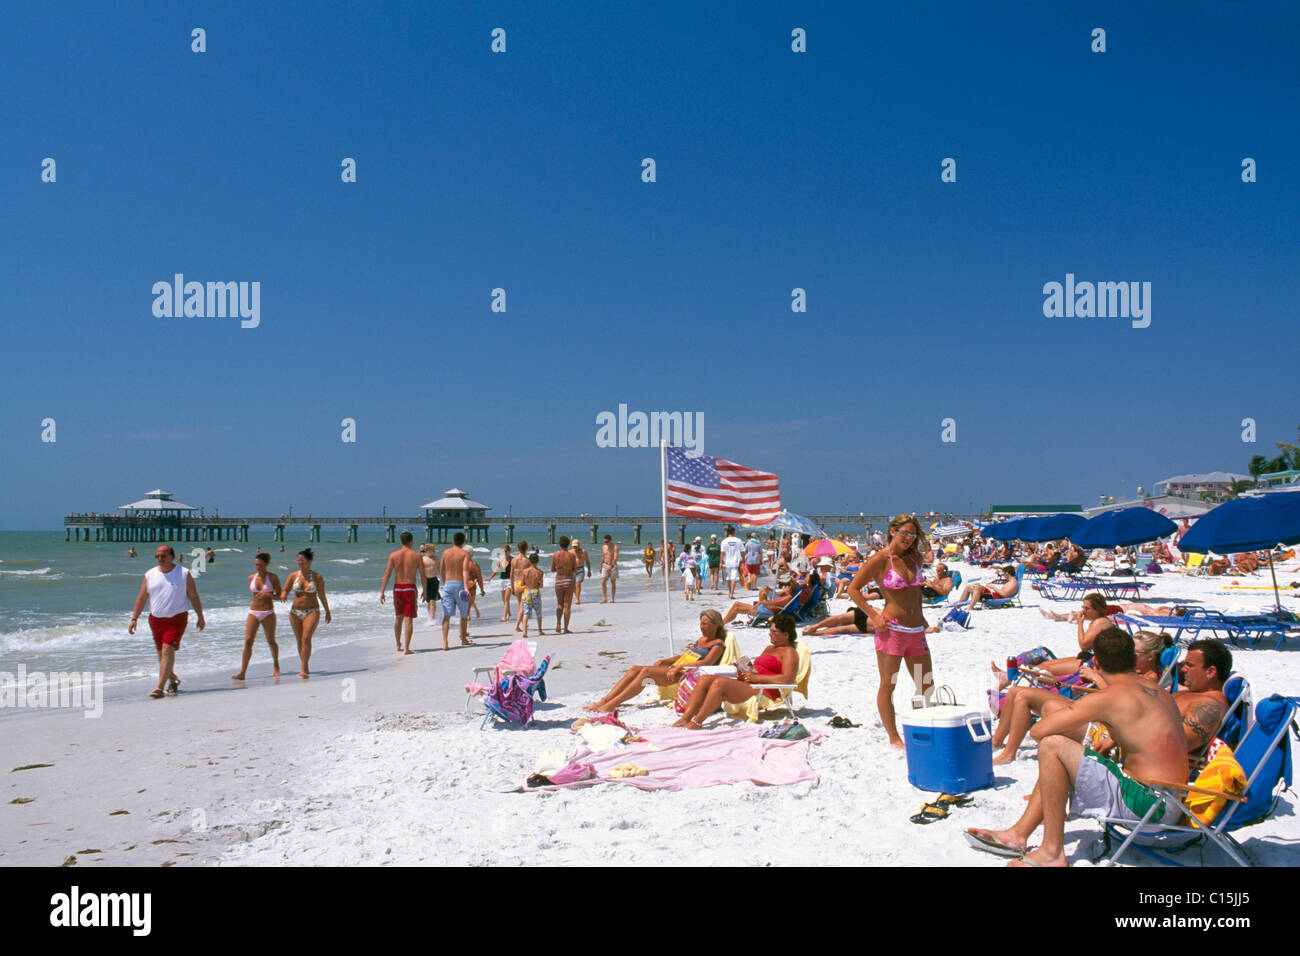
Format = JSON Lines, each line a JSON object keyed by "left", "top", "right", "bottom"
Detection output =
{"left": 898, "top": 704, "right": 985, "bottom": 729}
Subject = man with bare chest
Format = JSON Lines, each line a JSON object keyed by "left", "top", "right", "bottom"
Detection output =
{"left": 380, "top": 531, "right": 425, "bottom": 654}
{"left": 552, "top": 535, "right": 577, "bottom": 634}
{"left": 439, "top": 532, "right": 473, "bottom": 650}
{"left": 599, "top": 535, "right": 619, "bottom": 604}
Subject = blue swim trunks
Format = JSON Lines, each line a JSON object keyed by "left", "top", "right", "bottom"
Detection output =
{"left": 441, "top": 581, "right": 470, "bottom": 618}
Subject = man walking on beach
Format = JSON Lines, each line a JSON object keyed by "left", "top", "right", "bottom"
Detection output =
{"left": 965, "top": 629, "right": 1189, "bottom": 867}
{"left": 380, "top": 531, "right": 425, "bottom": 654}
{"left": 439, "top": 532, "right": 474, "bottom": 649}
{"left": 600, "top": 534, "right": 619, "bottom": 604}
{"left": 721, "top": 526, "right": 744, "bottom": 599}
{"left": 743, "top": 533, "right": 764, "bottom": 590}
{"left": 552, "top": 535, "right": 577, "bottom": 633}
{"left": 705, "top": 534, "right": 722, "bottom": 591}
{"left": 420, "top": 544, "right": 440, "bottom": 627}
{"left": 129, "top": 545, "right": 205, "bottom": 699}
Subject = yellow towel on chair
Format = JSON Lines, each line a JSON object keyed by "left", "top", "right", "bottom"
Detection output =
{"left": 655, "top": 631, "right": 742, "bottom": 702}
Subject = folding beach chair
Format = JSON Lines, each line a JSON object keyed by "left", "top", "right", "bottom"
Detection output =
{"left": 481, "top": 655, "right": 551, "bottom": 730}
{"left": 654, "top": 631, "right": 742, "bottom": 703}
{"left": 1099, "top": 694, "right": 1298, "bottom": 866}
{"left": 466, "top": 639, "right": 537, "bottom": 710}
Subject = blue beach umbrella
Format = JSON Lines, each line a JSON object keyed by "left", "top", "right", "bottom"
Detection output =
{"left": 1072, "top": 507, "right": 1178, "bottom": 549}
{"left": 984, "top": 518, "right": 1027, "bottom": 541}
{"left": 1020, "top": 513, "right": 1087, "bottom": 543}
{"left": 1178, "top": 495, "right": 1300, "bottom": 610}
{"left": 746, "top": 510, "right": 823, "bottom": 537}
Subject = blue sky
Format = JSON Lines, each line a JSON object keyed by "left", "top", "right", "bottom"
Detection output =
{"left": 2, "top": 1, "right": 1298, "bottom": 527}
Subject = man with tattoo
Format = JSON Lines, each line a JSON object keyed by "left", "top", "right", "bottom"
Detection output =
{"left": 1172, "top": 640, "right": 1231, "bottom": 755}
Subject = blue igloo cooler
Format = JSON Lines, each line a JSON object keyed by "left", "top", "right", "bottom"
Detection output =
{"left": 899, "top": 704, "right": 994, "bottom": 793}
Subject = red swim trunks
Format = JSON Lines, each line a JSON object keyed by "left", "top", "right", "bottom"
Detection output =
{"left": 744, "top": 563, "right": 761, "bottom": 577}
{"left": 149, "top": 612, "right": 188, "bottom": 647}
{"left": 393, "top": 584, "right": 417, "bottom": 619}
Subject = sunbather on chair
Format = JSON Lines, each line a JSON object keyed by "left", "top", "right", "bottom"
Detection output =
{"left": 584, "top": 610, "right": 728, "bottom": 712}
{"left": 952, "top": 566, "right": 1018, "bottom": 611}
{"left": 721, "top": 578, "right": 812, "bottom": 625}
{"left": 988, "top": 630, "right": 1170, "bottom": 765}
{"left": 966, "top": 629, "right": 1189, "bottom": 867}
{"left": 920, "top": 563, "right": 955, "bottom": 601}
{"left": 672, "top": 615, "right": 800, "bottom": 729}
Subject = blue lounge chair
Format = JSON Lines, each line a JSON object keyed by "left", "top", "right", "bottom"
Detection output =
{"left": 1100, "top": 694, "right": 1297, "bottom": 866}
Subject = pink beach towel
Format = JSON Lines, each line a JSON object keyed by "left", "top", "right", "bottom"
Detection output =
{"left": 521, "top": 726, "right": 826, "bottom": 792}
{"left": 465, "top": 639, "right": 539, "bottom": 697}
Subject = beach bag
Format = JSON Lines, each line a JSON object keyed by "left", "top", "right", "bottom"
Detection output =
{"left": 941, "top": 608, "right": 969, "bottom": 631}
{"left": 673, "top": 667, "right": 703, "bottom": 714}
{"left": 760, "top": 719, "right": 809, "bottom": 740}
{"left": 1186, "top": 738, "right": 1248, "bottom": 825}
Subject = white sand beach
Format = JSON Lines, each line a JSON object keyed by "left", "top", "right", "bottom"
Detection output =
{"left": 4, "top": 562, "right": 1299, "bottom": 867}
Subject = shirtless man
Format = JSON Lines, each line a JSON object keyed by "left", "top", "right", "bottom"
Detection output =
{"left": 965, "top": 628, "right": 1189, "bottom": 867}
{"left": 380, "top": 531, "right": 425, "bottom": 654}
{"left": 552, "top": 535, "right": 577, "bottom": 634}
{"left": 510, "top": 540, "right": 532, "bottom": 631}
{"left": 438, "top": 531, "right": 474, "bottom": 649}
{"left": 599, "top": 535, "right": 619, "bottom": 604}
{"left": 921, "top": 564, "right": 955, "bottom": 601}
{"left": 571, "top": 539, "right": 590, "bottom": 604}
{"left": 420, "top": 544, "right": 439, "bottom": 626}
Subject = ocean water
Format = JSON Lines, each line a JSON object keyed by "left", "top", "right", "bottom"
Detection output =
{"left": 0, "top": 526, "right": 742, "bottom": 689}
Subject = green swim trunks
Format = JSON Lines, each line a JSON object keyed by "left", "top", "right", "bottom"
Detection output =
{"left": 1070, "top": 747, "right": 1169, "bottom": 822}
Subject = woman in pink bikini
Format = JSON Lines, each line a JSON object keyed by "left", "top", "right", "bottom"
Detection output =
{"left": 848, "top": 513, "right": 933, "bottom": 748}
{"left": 233, "top": 552, "right": 282, "bottom": 681}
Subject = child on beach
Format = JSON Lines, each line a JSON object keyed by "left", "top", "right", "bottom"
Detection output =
{"left": 520, "top": 553, "right": 545, "bottom": 637}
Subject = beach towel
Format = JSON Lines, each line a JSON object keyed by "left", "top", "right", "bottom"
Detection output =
{"left": 465, "top": 639, "right": 539, "bottom": 698}
{"left": 516, "top": 725, "right": 826, "bottom": 792}
{"left": 1186, "top": 738, "right": 1247, "bottom": 826}
{"left": 484, "top": 656, "right": 550, "bottom": 728}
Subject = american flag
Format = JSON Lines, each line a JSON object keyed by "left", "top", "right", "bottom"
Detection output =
{"left": 665, "top": 447, "right": 780, "bottom": 523}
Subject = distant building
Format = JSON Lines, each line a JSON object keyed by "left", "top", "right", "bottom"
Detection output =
{"left": 1154, "top": 472, "right": 1253, "bottom": 498}
{"left": 118, "top": 488, "right": 199, "bottom": 520}
{"left": 418, "top": 488, "right": 491, "bottom": 543}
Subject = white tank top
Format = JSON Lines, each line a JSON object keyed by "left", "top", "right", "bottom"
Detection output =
{"left": 145, "top": 565, "right": 191, "bottom": 618}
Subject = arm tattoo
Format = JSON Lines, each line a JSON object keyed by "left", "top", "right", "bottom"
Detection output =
{"left": 1183, "top": 701, "right": 1226, "bottom": 750}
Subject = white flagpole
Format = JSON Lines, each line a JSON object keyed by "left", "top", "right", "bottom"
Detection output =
{"left": 660, "top": 440, "right": 675, "bottom": 655}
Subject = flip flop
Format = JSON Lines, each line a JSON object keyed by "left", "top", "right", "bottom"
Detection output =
{"left": 829, "top": 715, "right": 861, "bottom": 728}
{"left": 935, "top": 792, "right": 975, "bottom": 808}
{"left": 149, "top": 689, "right": 165, "bottom": 699}
{"left": 963, "top": 829, "right": 1027, "bottom": 858}
{"left": 910, "top": 803, "right": 949, "bottom": 824}
{"left": 166, "top": 677, "right": 180, "bottom": 696}
{"left": 1007, "top": 855, "right": 1062, "bottom": 867}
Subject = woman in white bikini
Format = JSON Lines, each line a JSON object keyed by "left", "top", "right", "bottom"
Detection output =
{"left": 281, "top": 548, "right": 330, "bottom": 678}
{"left": 233, "top": 552, "right": 282, "bottom": 680}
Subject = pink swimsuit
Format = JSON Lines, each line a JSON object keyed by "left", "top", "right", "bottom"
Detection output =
{"left": 876, "top": 555, "right": 929, "bottom": 657}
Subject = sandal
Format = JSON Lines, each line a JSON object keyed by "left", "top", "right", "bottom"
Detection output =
{"left": 829, "top": 715, "right": 861, "bottom": 728}
{"left": 149, "top": 689, "right": 165, "bottom": 699}
{"left": 166, "top": 677, "right": 180, "bottom": 696}
{"left": 909, "top": 802, "right": 950, "bottom": 824}
{"left": 934, "top": 792, "right": 975, "bottom": 808}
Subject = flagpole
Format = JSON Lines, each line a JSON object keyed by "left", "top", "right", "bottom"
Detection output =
{"left": 660, "top": 440, "right": 675, "bottom": 655}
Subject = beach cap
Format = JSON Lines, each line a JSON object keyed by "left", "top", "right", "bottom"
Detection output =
{"left": 710, "top": 534, "right": 717, "bottom": 539}
{"left": 818, "top": 557, "right": 834, "bottom": 567}
{"left": 695, "top": 536, "right": 702, "bottom": 542}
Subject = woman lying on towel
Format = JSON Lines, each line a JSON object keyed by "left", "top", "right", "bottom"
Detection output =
{"left": 584, "top": 610, "right": 729, "bottom": 712}
{"left": 987, "top": 629, "right": 1169, "bottom": 765}
{"left": 671, "top": 614, "right": 800, "bottom": 729}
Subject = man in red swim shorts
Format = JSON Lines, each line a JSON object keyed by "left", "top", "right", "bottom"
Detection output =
{"left": 129, "top": 545, "right": 206, "bottom": 699}
{"left": 381, "top": 531, "right": 426, "bottom": 655}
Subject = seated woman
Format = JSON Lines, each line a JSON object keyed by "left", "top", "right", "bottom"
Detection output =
{"left": 987, "top": 630, "right": 1170, "bottom": 764}
{"left": 951, "top": 565, "right": 1018, "bottom": 611}
{"left": 672, "top": 614, "right": 800, "bottom": 729}
{"left": 720, "top": 576, "right": 812, "bottom": 625}
{"left": 1009, "top": 593, "right": 1114, "bottom": 682}
{"left": 583, "top": 610, "right": 728, "bottom": 712}
{"left": 1026, "top": 546, "right": 1058, "bottom": 574}
{"left": 1059, "top": 545, "right": 1087, "bottom": 574}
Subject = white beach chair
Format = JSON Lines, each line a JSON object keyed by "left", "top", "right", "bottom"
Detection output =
{"left": 466, "top": 640, "right": 538, "bottom": 710}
